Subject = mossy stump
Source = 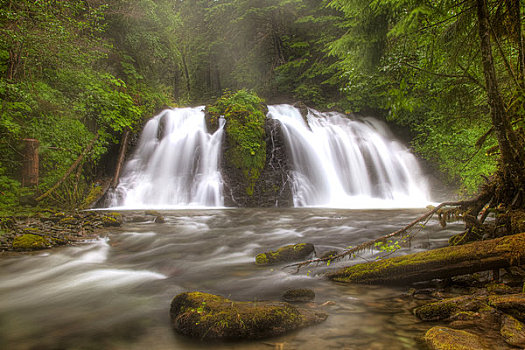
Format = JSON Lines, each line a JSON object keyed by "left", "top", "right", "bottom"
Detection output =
{"left": 255, "top": 243, "right": 314, "bottom": 265}
{"left": 169, "top": 292, "right": 327, "bottom": 340}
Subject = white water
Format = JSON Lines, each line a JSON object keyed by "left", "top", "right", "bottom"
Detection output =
{"left": 108, "top": 104, "right": 431, "bottom": 209}
{"left": 108, "top": 107, "right": 225, "bottom": 209}
{"left": 268, "top": 104, "right": 431, "bottom": 208}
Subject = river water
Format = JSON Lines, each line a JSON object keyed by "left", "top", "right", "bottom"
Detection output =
{"left": 0, "top": 208, "right": 463, "bottom": 350}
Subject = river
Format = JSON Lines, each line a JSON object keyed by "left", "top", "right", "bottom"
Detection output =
{"left": 0, "top": 208, "right": 462, "bottom": 349}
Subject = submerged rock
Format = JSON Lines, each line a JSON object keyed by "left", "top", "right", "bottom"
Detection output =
{"left": 169, "top": 292, "right": 327, "bottom": 340}
{"left": 282, "top": 289, "right": 315, "bottom": 303}
{"left": 255, "top": 243, "right": 314, "bottom": 265}
{"left": 424, "top": 326, "right": 490, "bottom": 350}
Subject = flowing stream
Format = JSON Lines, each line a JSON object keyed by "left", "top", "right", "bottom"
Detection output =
{"left": 0, "top": 209, "right": 462, "bottom": 350}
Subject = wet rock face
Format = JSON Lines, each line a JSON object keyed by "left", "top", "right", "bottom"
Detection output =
{"left": 169, "top": 292, "right": 327, "bottom": 340}
{"left": 222, "top": 118, "right": 293, "bottom": 207}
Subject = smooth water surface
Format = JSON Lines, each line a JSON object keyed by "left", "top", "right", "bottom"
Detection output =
{"left": 0, "top": 209, "right": 462, "bottom": 350}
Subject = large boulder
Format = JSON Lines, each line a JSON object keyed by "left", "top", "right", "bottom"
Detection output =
{"left": 169, "top": 292, "right": 327, "bottom": 340}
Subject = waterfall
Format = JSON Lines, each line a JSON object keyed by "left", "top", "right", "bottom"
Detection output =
{"left": 108, "top": 107, "right": 224, "bottom": 209}
{"left": 268, "top": 104, "right": 431, "bottom": 208}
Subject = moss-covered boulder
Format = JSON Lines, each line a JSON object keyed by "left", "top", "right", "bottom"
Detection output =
{"left": 500, "top": 314, "right": 525, "bottom": 347}
{"left": 169, "top": 292, "right": 327, "bottom": 340}
{"left": 255, "top": 243, "right": 314, "bottom": 265}
{"left": 12, "top": 234, "right": 48, "bottom": 251}
{"left": 488, "top": 293, "right": 525, "bottom": 322}
{"left": 414, "top": 296, "right": 487, "bottom": 321}
{"left": 424, "top": 327, "right": 490, "bottom": 350}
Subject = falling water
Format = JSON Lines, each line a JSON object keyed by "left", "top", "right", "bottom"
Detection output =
{"left": 108, "top": 107, "right": 224, "bottom": 209}
{"left": 268, "top": 104, "right": 431, "bottom": 208}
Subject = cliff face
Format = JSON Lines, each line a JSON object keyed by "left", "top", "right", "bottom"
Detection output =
{"left": 221, "top": 118, "right": 293, "bottom": 207}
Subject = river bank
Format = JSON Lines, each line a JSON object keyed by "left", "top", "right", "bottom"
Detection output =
{"left": 0, "top": 210, "right": 123, "bottom": 253}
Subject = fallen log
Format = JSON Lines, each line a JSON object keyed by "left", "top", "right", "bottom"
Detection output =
{"left": 111, "top": 128, "right": 130, "bottom": 188}
{"left": 327, "top": 232, "right": 525, "bottom": 285}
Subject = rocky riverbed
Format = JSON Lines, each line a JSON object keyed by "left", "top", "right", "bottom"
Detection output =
{"left": 0, "top": 210, "right": 123, "bottom": 253}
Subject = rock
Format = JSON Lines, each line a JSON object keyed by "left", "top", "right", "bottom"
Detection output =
{"left": 154, "top": 215, "right": 165, "bottom": 224}
{"left": 414, "top": 295, "right": 486, "bottom": 321}
{"left": 489, "top": 294, "right": 525, "bottom": 322}
{"left": 485, "top": 282, "right": 514, "bottom": 295}
{"left": 169, "top": 292, "right": 327, "bottom": 340}
{"left": 255, "top": 243, "right": 314, "bottom": 265}
{"left": 500, "top": 314, "right": 525, "bottom": 347}
{"left": 59, "top": 216, "right": 78, "bottom": 226}
{"left": 424, "top": 326, "right": 490, "bottom": 350}
{"left": 101, "top": 213, "right": 122, "bottom": 227}
{"left": 282, "top": 289, "right": 315, "bottom": 302}
{"left": 145, "top": 210, "right": 161, "bottom": 216}
{"left": 12, "top": 234, "right": 48, "bottom": 251}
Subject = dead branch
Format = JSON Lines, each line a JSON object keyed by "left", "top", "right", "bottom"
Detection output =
{"left": 36, "top": 134, "right": 98, "bottom": 202}
{"left": 289, "top": 197, "right": 489, "bottom": 271}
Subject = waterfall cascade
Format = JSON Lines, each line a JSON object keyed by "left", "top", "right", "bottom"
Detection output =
{"left": 108, "top": 104, "right": 431, "bottom": 209}
{"left": 108, "top": 107, "right": 224, "bottom": 209}
{"left": 268, "top": 104, "right": 431, "bottom": 208}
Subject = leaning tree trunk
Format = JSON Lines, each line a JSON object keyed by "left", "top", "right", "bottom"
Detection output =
{"left": 476, "top": 0, "right": 525, "bottom": 207}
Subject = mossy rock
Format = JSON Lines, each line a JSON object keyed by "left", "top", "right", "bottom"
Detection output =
{"left": 282, "top": 289, "right": 315, "bottom": 303}
{"left": 12, "top": 234, "right": 48, "bottom": 251}
{"left": 488, "top": 294, "right": 525, "bottom": 322}
{"left": 414, "top": 296, "right": 487, "bottom": 321}
{"left": 500, "top": 314, "right": 525, "bottom": 348}
{"left": 170, "top": 292, "right": 327, "bottom": 340}
{"left": 101, "top": 213, "right": 122, "bottom": 227}
{"left": 255, "top": 243, "right": 314, "bottom": 265}
{"left": 486, "top": 282, "right": 514, "bottom": 295}
{"left": 59, "top": 216, "right": 78, "bottom": 226}
{"left": 424, "top": 326, "right": 491, "bottom": 350}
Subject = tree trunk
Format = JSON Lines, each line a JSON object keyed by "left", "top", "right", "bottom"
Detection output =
{"left": 112, "top": 129, "right": 130, "bottom": 188}
{"left": 476, "top": 0, "right": 525, "bottom": 205}
{"left": 327, "top": 232, "right": 525, "bottom": 285}
{"left": 21, "top": 138, "right": 39, "bottom": 187}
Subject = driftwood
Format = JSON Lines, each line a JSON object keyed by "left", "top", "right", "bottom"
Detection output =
{"left": 290, "top": 199, "right": 481, "bottom": 271}
{"left": 36, "top": 135, "right": 98, "bottom": 202}
{"left": 327, "top": 232, "right": 525, "bottom": 285}
{"left": 111, "top": 128, "right": 130, "bottom": 188}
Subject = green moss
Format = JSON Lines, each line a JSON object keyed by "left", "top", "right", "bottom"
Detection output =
{"left": 12, "top": 234, "right": 48, "bottom": 251}
{"left": 170, "top": 291, "right": 326, "bottom": 340}
{"left": 424, "top": 326, "right": 490, "bottom": 350}
{"left": 255, "top": 243, "right": 314, "bottom": 265}
{"left": 327, "top": 232, "right": 525, "bottom": 284}
{"left": 207, "top": 90, "right": 267, "bottom": 196}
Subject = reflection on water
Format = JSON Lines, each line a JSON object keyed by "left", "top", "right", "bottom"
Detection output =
{"left": 0, "top": 209, "right": 462, "bottom": 349}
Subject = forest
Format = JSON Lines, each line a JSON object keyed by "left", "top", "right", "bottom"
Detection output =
{"left": 1, "top": 0, "right": 523, "bottom": 213}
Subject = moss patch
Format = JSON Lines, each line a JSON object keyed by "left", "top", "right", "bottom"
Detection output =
{"left": 12, "top": 234, "right": 48, "bottom": 251}
{"left": 424, "top": 326, "right": 490, "bottom": 350}
{"left": 206, "top": 90, "right": 267, "bottom": 196}
{"left": 255, "top": 243, "right": 314, "bottom": 265}
{"left": 170, "top": 291, "right": 327, "bottom": 340}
